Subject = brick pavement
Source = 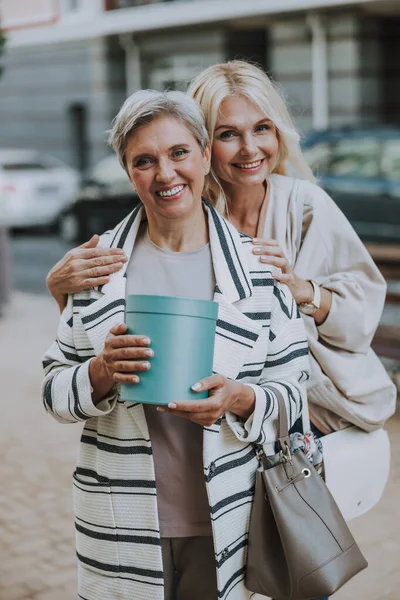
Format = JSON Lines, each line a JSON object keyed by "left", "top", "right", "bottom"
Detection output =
{"left": 0, "top": 292, "right": 399, "bottom": 600}
{"left": 0, "top": 293, "right": 80, "bottom": 600}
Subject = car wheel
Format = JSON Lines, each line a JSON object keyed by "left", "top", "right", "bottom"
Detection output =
{"left": 59, "top": 213, "right": 81, "bottom": 244}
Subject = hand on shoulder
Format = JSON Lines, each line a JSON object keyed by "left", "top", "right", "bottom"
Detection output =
{"left": 46, "top": 235, "right": 128, "bottom": 312}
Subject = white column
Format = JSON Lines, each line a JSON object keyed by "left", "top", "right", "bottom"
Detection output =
{"left": 307, "top": 14, "right": 329, "bottom": 131}
{"left": 119, "top": 33, "right": 142, "bottom": 95}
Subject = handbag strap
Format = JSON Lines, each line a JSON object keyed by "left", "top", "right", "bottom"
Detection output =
{"left": 292, "top": 178, "right": 311, "bottom": 435}
{"left": 293, "top": 178, "right": 304, "bottom": 257}
{"left": 254, "top": 386, "right": 292, "bottom": 465}
{"left": 273, "top": 387, "right": 291, "bottom": 454}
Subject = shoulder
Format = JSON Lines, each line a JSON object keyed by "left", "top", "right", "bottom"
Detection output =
{"left": 268, "top": 173, "right": 336, "bottom": 216}
{"left": 238, "top": 229, "right": 281, "bottom": 278}
{"left": 297, "top": 179, "right": 335, "bottom": 209}
{"left": 97, "top": 205, "right": 143, "bottom": 249}
{"left": 297, "top": 180, "right": 358, "bottom": 238}
{"left": 269, "top": 173, "right": 336, "bottom": 211}
{"left": 98, "top": 228, "right": 116, "bottom": 249}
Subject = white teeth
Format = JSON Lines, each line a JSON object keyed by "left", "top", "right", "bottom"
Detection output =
{"left": 158, "top": 185, "right": 184, "bottom": 197}
{"left": 236, "top": 160, "right": 262, "bottom": 169}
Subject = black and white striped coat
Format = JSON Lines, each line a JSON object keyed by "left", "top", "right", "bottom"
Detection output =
{"left": 42, "top": 201, "right": 309, "bottom": 600}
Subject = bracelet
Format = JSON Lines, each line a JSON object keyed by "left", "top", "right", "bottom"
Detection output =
{"left": 298, "top": 280, "right": 321, "bottom": 316}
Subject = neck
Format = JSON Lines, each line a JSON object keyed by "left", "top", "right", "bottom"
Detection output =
{"left": 223, "top": 181, "right": 266, "bottom": 238}
{"left": 146, "top": 202, "right": 208, "bottom": 252}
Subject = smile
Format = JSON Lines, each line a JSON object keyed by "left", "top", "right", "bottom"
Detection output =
{"left": 156, "top": 184, "right": 186, "bottom": 198}
{"left": 234, "top": 159, "right": 264, "bottom": 170}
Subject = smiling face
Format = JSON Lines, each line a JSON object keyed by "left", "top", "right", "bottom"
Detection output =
{"left": 211, "top": 95, "right": 280, "bottom": 191}
{"left": 125, "top": 116, "right": 210, "bottom": 222}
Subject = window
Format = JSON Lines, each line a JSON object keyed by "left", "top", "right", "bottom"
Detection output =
{"left": 146, "top": 52, "right": 222, "bottom": 92}
{"left": 110, "top": 0, "right": 163, "bottom": 7}
{"left": 327, "top": 138, "right": 380, "bottom": 178}
{"left": 2, "top": 162, "right": 47, "bottom": 171}
{"left": 381, "top": 140, "right": 400, "bottom": 181}
{"left": 67, "top": 0, "right": 80, "bottom": 10}
{"left": 61, "top": 0, "right": 83, "bottom": 14}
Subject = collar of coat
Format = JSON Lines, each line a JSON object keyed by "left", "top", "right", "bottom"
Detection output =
{"left": 78, "top": 200, "right": 265, "bottom": 438}
{"left": 95, "top": 198, "right": 253, "bottom": 304}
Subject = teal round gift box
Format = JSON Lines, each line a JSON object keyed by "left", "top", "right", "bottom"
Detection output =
{"left": 120, "top": 294, "right": 219, "bottom": 405}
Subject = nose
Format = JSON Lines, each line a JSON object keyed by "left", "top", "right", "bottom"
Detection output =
{"left": 240, "top": 133, "right": 257, "bottom": 157}
{"left": 155, "top": 158, "right": 175, "bottom": 184}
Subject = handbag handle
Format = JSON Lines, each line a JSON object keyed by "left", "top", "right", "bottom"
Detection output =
{"left": 292, "top": 178, "right": 311, "bottom": 436}
{"left": 274, "top": 388, "right": 291, "bottom": 458}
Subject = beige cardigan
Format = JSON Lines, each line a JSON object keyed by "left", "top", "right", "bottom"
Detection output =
{"left": 262, "top": 174, "right": 396, "bottom": 433}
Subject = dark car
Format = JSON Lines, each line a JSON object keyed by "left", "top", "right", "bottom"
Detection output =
{"left": 59, "top": 155, "right": 139, "bottom": 243}
{"left": 302, "top": 127, "right": 400, "bottom": 243}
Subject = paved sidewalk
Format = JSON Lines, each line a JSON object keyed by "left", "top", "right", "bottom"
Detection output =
{"left": 0, "top": 293, "right": 80, "bottom": 600}
{"left": 0, "top": 292, "right": 399, "bottom": 600}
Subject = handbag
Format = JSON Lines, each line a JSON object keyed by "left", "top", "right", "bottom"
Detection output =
{"left": 245, "top": 388, "right": 368, "bottom": 600}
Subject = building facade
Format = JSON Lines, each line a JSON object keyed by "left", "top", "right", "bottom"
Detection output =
{"left": 0, "top": 0, "right": 399, "bottom": 170}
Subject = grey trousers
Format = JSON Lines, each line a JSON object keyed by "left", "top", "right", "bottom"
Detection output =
{"left": 161, "top": 536, "right": 218, "bottom": 600}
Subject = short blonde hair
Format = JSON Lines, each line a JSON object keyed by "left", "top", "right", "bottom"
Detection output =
{"left": 187, "top": 60, "right": 315, "bottom": 214}
{"left": 108, "top": 89, "right": 209, "bottom": 172}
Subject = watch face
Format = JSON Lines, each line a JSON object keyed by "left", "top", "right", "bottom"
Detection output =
{"left": 299, "top": 303, "right": 318, "bottom": 316}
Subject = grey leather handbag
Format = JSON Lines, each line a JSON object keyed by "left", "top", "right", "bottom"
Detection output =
{"left": 246, "top": 389, "right": 368, "bottom": 600}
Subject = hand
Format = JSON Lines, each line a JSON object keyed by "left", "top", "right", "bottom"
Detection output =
{"left": 156, "top": 374, "right": 255, "bottom": 427}
{"left": 47, "top": 235, "right": 128, "bottom": 312}
{"left": 100, "top": 323, "right": 154, "bottom": 384}
{"left": 252, "top": 237, "right": 313, "bottom": 304}
{"left": 89, "top": 323, "right": 154, "bottom": 403}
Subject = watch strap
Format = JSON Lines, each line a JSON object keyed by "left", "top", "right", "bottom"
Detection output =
{"left": 309, "top": 280, "right": 321, "bottom": 309}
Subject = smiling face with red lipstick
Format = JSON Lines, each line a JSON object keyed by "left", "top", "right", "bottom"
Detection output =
{"left": 211, "top": 95, "right": 280, "bottom": 196}
{"left": 125, "top": 115, "right": 211, "bottom": 225}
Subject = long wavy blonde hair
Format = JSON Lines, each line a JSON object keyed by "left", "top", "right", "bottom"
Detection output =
{"left": 187, "top": 60, "right": 315, "bottom": 215}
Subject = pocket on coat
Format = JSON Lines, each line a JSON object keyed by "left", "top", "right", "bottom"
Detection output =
{"left": 73, "top": 470, "right": 120, "bottom": 578}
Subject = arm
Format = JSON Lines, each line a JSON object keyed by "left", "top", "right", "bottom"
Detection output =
{"left": 42, "top": 303, "right": 152, "bottom": 424}
{"left": 41, "top": 297, "right": 118, "bottom": 424}
{"left": 46, "top": 235, "right": 127, "bottom": 313}
{"left": 298, "top": 186, "right": 386, "bottom": 352}
{"left": 253, "top": 184, "right": 386, "bottom": 353}
{"left": 252, "top": 239, "right": 333, "bottom": 326}
{"left": 226, "top": 280, "right": 309, "bottom": 445}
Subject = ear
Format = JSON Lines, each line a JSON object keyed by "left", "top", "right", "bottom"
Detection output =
{"left": 203, "top": 143, "right": 211, "bottom": 174}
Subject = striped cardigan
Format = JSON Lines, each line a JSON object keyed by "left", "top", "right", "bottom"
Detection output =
{"left": 42, "top": 201, "right": 309, "bottom": 600}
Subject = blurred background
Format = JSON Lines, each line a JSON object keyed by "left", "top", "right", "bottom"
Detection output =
{"left": 0, "top": 1, "right": 399, "bottom": 599}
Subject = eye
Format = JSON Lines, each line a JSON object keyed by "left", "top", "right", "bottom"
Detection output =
{"left": 135, "top": 157, "right": 153, "bottom": 169}
{"left": 173, "top": 148, "right": 189, "bottom": 158}
{"left": 255, "top": 124, "right": 271, "bottom": 133}
{"left": 218, "top": 130, "right": 236, "bottom": 140}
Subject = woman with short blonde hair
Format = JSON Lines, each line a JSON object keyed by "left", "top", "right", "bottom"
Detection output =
{"left": 42, "top": 88, "right": 309, "bottom": 600}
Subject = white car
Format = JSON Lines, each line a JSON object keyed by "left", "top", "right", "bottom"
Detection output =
{"left": 0, "top": 149, "right": 81, "bottom": 228}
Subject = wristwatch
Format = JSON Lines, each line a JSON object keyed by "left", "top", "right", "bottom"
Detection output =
{"left": 298, "top": 280, "right": 321, "bottom": 316}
